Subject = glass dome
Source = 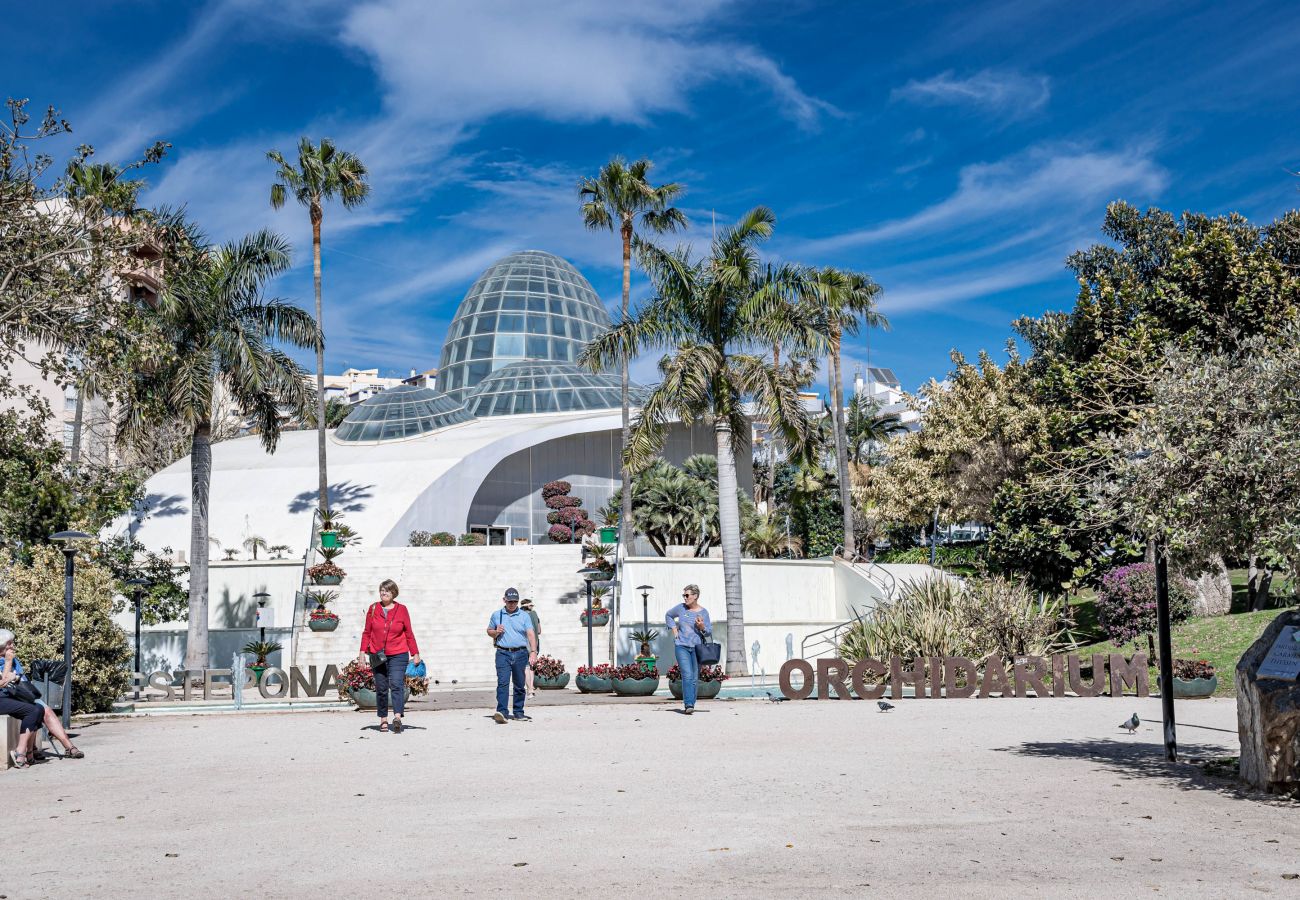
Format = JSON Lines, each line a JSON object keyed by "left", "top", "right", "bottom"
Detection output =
{"left": 435, "top": 250, "right": 612, "bottom": 403}
{"left": 464, "top": 362, "right": 643, "bottom": 418}
{"left": 334, "top": 384, "right": 473, "bottom": 443}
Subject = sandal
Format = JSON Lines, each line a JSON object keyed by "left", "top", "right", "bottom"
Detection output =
{"left": 378, "top": 721, "right": 389, "bottom": 732}
{"left": 64, "top": 747, "right": 84, "bottom": 759}
{"left": 9, "top": 751, "right": 28, "bottom": 769}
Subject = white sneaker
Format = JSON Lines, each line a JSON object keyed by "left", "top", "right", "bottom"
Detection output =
{"left": 493, "top": 711, "right": 508, "bottom": 724}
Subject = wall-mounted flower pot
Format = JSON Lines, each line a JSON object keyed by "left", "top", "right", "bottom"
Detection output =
{"left": 248, "top": 666, "right": 267, "bottom": 685}
{"left": 581, "top": 610, "right": 610, "bottom": 627}
{"left": 308, "top": 617, "right": 339, "bottom": 632}
{"left": 612, "top": 675, "right": 660, "bottom": 696}
{"left": 312, "top": 575, "right": 343, "bottom": 586}
{"left": 669, "top": 680, "right": 722, "bottom": 700}
{"left": 319, "top": 531, "right": 340, "bottom": 549}
{"left": 575, "top": 674, "right": 613, "bottom": 693}
{"left": 535, "top": 673, "right": 571, "bottom": 690}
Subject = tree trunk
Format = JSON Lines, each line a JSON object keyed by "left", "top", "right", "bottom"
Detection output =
{"left": 312, "top": 208, "right": 329, "bottom": 514}
{"left": 1250, "top": 555, "right": 1273, "bottom": 612}
{"left": 69, "top": 387, "right": 85, "bottom": 470}
{"left": 829, "top": 332, "right": 854, "bottom": 560}
{"left": 183, "top": 423, "right": 212, "bottom": 670}
{"left": 767, "top": 345, "right": 780, "bottom": 506}
{"left": 715, "top": 419, "right": 747, "bottom": 676}
{"left": 617, "top": 220, "right": 634, "bottom": 666}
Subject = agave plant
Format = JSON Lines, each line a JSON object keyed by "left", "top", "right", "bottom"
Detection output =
{"left": 241, "top": 639, "right": 283, "bottom": 666}
{"left": 630, "top": 629, "right": 660, "bottom": 656}
{"left": 838, "top": 577, "right": 971, "bottom": 661}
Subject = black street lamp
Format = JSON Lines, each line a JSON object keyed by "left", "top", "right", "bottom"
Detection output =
{"left": 125, "top": 577, "right": 150, "bottom": 701}
{"left": 50, "top": 530, "right": 91, "bottom": 729}
{"left": 578, "top": 566, "right": 605, "bottom": 670}
{"left": 1153, "top": 540, "right": 1177, "bottom": 762}
{"left": 253, "top": 591, "right": 271, "bottom": 643}
{"left": 636, "top": 584, "right": 653, "bottom": 640}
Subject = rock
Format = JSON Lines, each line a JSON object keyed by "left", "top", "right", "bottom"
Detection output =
{"left": 1235, "top": 609, "right": 1300, "bottom": 796}
{"left": 1177, "top": 556, "right": 1232, "bottom": 617}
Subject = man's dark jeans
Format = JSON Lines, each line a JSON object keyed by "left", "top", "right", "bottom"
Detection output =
{"left": 495, "top": 647, "right": 528, "bottom": 717}
{"left": 374, "top": 652, "right": 409, "bottom": 718}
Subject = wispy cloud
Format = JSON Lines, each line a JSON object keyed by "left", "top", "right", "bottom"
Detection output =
{"left": 892, "top": 69, "right": 1051, "bottom": 119}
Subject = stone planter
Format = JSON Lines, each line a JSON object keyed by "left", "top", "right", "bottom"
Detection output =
{"left": 312, "top": 574, "right": 342, "bottom": 586}
{"left": 348, "top": 686, "right": 411, "bottom": 709}
{"left": 575, "top": 674, "right": 614, "bottom": 693}
{"left": 535, "top": 673, "right": 571, "bottom": 690}
{"left": 581, "top": 610, "right": 611, "bottom": 627}
{"left": 308, "top": 617, "right": 339, "bottom": 632}
{"left": 612, "top": 675, "right": 660, "bottom": 697}
{"left": 669, "top": 680, "right": 722, "bottom": 700}
{"left": 1160, "top": 674, "right": 1219, "bottom": 699}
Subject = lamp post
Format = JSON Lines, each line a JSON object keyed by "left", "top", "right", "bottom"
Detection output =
{"left": 578, "top": 566, "right": 605, "bottom": 670}
{"left": 253, "top": 591, "right": 271, "bottom": 643}
{"left": 125, "top": 577, "right": 149, "bottom": 701}
{"left": 50, "top": 530, "right": 91, "bottom": 729}
{"left": 636, "top": 584, "right": 653, "bottom": 639}
{"left": 1153, "top": 540, "right": 1178, "bottom": 762}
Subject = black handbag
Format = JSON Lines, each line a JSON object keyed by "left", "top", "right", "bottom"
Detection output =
{"left": 695, "top": 635, "right": 722, "bottom": 666}
{"left": 2, "top": 679, "right": 41, "bottom": 704}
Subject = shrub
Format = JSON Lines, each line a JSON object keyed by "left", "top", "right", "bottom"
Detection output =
{"left": 408, "top": 530, "right": 433, "bottom": 546}
{"left": 309, "top": 609, "right": 339, "bottom": 622}
{"left": 542, "top": 480, "right": 571, "bottom": 499}
{"left": 577, "top": 663, "right": 615, "bottom": 677}
{"left": 1095, "top": 562, "right": 1193, "bottom": 646}
{"left": 839, "top": 577, "right": 971, "bottom": 661}
{"left": 0, "top": 545, "right": 131, "bottom": 713}
{"left": 959, "top": 575, "right": 1066, "bottom": 661}
{"left": 612, "top": 662, "right": 658, "bottom": 679}
{"left": 666, "top": 664, "right": 728, "bottom": 683}
{"left": 336, "top": 658, "right": 428, "bottom": 699}
{"left": 458, "top": 532, "right": 486, "bottom": 546}
{"left": 1172, "top": 658, "right": 1215, "bottom": 679}
{"left": 532, "top": 655, "right": 566, "bottom": 678}
{"left": 430, "top": 531, "right": 456, "bottom": 547}
{"left": 305, "top": 589, "right": 337, "bottom": 609}
{"left": 548, "top": 524, "right": 573, "bottom": 542}
{"left": 307, "top": 561, "right": 347, "bottom": 580}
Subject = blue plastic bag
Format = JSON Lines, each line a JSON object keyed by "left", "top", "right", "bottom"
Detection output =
{"left": 407, "top": 660, "right": 427, "bottom": 678}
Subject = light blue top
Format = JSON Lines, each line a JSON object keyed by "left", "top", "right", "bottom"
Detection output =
{"left": 489, "top": 607, "right": 535, "bottom": 649}
{"left": 665, "top": 604, "right": 712, "bottom": 647}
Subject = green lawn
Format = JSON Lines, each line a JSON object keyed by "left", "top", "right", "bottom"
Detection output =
{"left": 1064, "top": 570, "right": 1294, "bottom": 697}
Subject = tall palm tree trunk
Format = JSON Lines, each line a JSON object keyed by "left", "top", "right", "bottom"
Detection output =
{"left": 311, "top": 209, "right": 329, "bottom": 514}
{"left": 830, "top": 332, "right": 854, "bottom": 560}
{"left": 183, "top": 423, "right": 212, "bottom": 669}
{"left": 715, "top": 419, "right": 747, "bottom": 676}
{"left": 619, "top": 223, "right": 634, "bottom": 554}
{"left": 767, "top": 345, "right": 780, "bottom": 506}
{"left": 69, "top": 387, "right": 85, "bottom": 470}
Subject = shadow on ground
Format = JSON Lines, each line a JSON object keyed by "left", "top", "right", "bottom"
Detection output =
{"left": 996, "top": 738, "right": 1298, "bottom": 807}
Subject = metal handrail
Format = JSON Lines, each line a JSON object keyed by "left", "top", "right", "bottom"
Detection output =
{"left": 858, "top": 560, "right": 897, "bottom": 600}
{"left": 289, "top": 507, "right": 324, "bottom": 669}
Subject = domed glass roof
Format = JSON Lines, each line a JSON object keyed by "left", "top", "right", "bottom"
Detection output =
{"left": 465, "top": 362, "right": 642, "bottom": 418}
{"left": 334, "top": 384, "right": 472, "bottom": 443}
{"left": 435, "top": 250, "right": 612, "bottom": 404}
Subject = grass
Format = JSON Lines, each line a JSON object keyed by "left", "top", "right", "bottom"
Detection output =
{"left": 1064, "top": 569, "right": 1294, "bottom": 697}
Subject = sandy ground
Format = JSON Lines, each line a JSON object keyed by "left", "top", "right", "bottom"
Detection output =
{"left": 3, "top": 696, "right": 1297, "bottom": 898}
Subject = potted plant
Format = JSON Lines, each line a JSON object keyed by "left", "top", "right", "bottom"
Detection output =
{"left": 1162, "top": 658, "right": 1218, "bottom": 699}
{"left": 612, "top": 661, "right": 660, "bottom": 696}
{"left": 319, "top": 508, "right": 343, "bottom": 549}
{"left": 337, "top": 659, "right": 429, "bottom": 708}
{"left": 631, "top": 629, "right": 660, "bottom": 669}
{"left": 667, "top": 664, "right": 729, "bottom": 700}
{"left": 575, "top": 663, "right": 615, "bottom": 693}
{"left": 579, "top": 586, "right": 611, "bottom": 626}
{"left": 583, "top": 542, "right": 616, "bottom": 580}
{"left": 308, "top": 561, "right": 346, "bottom": 585}
{"left": 242, "top": 639, "right": 282, "bottom": 684}
{"left": 532, "top": 655, "right": 571, "bottom": 690}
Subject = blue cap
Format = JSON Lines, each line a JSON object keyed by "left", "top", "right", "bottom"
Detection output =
{"left": 504, "top": 587, "right": 520, "bottom": 601}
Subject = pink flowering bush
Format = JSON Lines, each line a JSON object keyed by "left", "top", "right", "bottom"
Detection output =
{"left": 666, "top": 664, "right": 729, "bottom": 683}
{"left": 1095, "top": 562, "right": 1193, "bottom": 645}
{"left": 577, "top": 664, "right": 615, "bottom": 677}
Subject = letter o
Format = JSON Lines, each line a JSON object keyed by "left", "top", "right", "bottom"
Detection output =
{"left": 779, "top": 659, "right": 814, "bottom": 700}
{"left": 258, "top": 667, "right": 288, "bottom": 699}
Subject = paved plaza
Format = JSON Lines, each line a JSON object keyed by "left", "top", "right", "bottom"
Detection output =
{"left": 5, "top": 695, "right": 1298, "bottom": 898}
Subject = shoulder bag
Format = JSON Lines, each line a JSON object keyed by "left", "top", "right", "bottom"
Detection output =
{"left": 694, "top": 615, "right": 722, "bottom": 666}
{"left": 1, "top": 678, "right": 41, "bottom": 704}
{"left": 367, "top": 603, "right": 393, "bottom": 670}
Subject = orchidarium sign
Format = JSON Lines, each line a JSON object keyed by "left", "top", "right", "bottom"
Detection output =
{"left": 778, "top": 653, "right": 1151, "bottom": 699}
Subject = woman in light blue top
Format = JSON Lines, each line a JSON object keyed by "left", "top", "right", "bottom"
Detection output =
{"left": 665, "top": 584, "right": 712, "bottom": 714}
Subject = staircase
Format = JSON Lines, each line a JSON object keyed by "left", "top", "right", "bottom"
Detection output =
{"left": 294, "top": 545, "right": 603, "bottom": 684}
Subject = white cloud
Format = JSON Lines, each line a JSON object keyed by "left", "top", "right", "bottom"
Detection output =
{"left": 892, "top": 69, "right": 1051, "bottom": 118}
{"left": 340, "top": 0, "right": 836, "bottom": 129}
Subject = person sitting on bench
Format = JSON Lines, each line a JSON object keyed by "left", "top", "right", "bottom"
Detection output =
{"left": 1, "top": 629, "right": 83, "bottom": 766}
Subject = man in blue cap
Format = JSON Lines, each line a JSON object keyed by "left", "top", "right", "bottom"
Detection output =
{"left": 486, "top": 587, "right": 537, "bottom": 723}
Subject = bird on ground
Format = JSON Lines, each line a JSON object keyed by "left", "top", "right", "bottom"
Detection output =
{"left": 878, "top": 701, "right": 894, "bottom": 712}
{"left": 1120, "top": 713, "right": 1140, "bottom": 734}
{"left": 765, "top": 691, "right": 789, "bottom": 703}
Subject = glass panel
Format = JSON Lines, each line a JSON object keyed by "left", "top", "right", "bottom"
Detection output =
{"left": 550, "top": 316, "right": 567, "bottom": 336}
{"left": 470, "top": 336, "right": 492, "bottom": 359}
{"left": 506, "top": 278, "right": 527, "bottom": 291}
{"left": 479, "top": 294, "right": 500, "bottom": 311}
{"left": 502, "top": 293, "right": 526, "bottom": 310}
{"left": 513, "top": 393, "right": 534, "bottom": 414}
{"left": 497, "top": 313, "right": 524, "bottom": 332}
{"left": 528, "top": 278, "right": 544, "bottom": 293}
{"left": 564, "top": 300, "right": 579, "bottom": 317}
{"left": 534, "top": 390, "right": 556, "bottom": 413}
{"left": 468, "top": 361, "right": 491, "bottom": 382}
{"left": 526, "top": 335, "right": 549, "bottom": 357}
{"left": 527, "top": 294, "right": 547, "bottom": 312}
{"left": 492, "top": 394, "right": 512, "bottom": 415}
{"left": 474, "top": 314, "right": 496, "bottom": 334}
{"left": 495, "top": 333, "right": 525, "bottom": 357}
{"left": 526, "top": 314, "right": 548, "bottom": 334}
{"left": 554, "top": 389, "right": 574, "bottom": 409}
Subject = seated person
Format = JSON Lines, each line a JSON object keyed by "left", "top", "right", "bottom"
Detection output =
{"left": 0, "top": 629, "right": 83, "bottom": 766}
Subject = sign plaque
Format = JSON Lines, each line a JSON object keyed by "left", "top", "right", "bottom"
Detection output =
{"left": 1256, "top": 626, "right": 1300, "bottom": 681}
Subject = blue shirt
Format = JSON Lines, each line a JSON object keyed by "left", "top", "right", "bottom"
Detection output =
{"left": 489, "top": 607, "right": 535, "bottom": 649}
{"left": 665, "top": 604, "right": 712, "bottom": 647}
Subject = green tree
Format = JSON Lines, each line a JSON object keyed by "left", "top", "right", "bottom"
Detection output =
{"left": 301, "top": 396, "right": 351, "bottom": 429}
{"left": 845, "top": 392, "right": 907, "bottom": 464}
{"left": 578, "top": 157, "right": 687, "bottom": 560}
{"left": 581, "top": 207, "right": 809, "bottom": 675}
{"left": 268, "top": 138, "right": 371, "bottom": 514}
{"left": 121, "top": 222, "right": 319, "bottom": 668}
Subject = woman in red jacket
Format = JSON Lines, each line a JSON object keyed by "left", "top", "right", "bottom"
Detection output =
{"left": 359, "top": 579, "right": 421, "bottom": 733}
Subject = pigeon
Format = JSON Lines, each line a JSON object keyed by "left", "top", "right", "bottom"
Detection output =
{"left": 877, "top": 701, "right": 894, "bottom": 712}
{"left": 765, "top": 691, "right": 789, "bottom": 703}
{"left": 1120, "top": 712, "right": 1140, "bottom": 734}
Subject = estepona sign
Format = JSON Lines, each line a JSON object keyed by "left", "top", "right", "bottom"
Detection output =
{"left": 137, "top": 665, "right": 341, "bottom": 701}
{"left": 778, "top": 653, "right": 1150, "bottom": 700}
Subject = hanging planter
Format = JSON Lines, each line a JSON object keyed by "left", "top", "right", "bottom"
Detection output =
{"left": 319, "top": 530, "right": 340, "bottom": 549}
{"left": 308, "top": 612, "right": 339, "bottom": 632}
{"left": 580, "top": 608, "right": 611, "bottom": 627}
{"left": 308, "top": 562, "right": 346, "bottom": 585}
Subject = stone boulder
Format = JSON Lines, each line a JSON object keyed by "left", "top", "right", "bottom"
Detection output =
{"left": 1235, "top": 609, "right": 1300, "bottom": 796}
{"left": 1177, "top": 556, "right": 1232, "bottom": 617}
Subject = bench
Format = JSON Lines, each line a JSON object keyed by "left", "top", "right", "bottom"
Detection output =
{"left": 3, "top": 715, "right": 17, "bottom": 770}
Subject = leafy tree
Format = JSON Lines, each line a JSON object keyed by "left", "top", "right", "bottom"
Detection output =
{"left": 268, "top": 138, "right": 371, "bottom": 513}
{"left": 581, "top": 207, "right": 810, "bottom": 674}
{"left": 579, "top": 157, "right": 687, "bottom": 556}
{"left": 743, "top": 512, "right": 802, "bottom": 559}
{"left": 121, "top": 221, "right": 319, "bottom": 668}
{"left": 94, "top": 533, "right": 189, "bottom": 625}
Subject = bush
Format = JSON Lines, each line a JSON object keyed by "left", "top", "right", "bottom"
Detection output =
{"left": 458, "top": 533, "right": 486, "bottom": 546}
{"left": 959, "top": 575, "right": 1065, "bottom": 661}
{"left": 409, "top": 531, "right": 455, "bottom": 547}
{"left": 0, "top": 545, "right": 131, "bottom": 713}
{"left": 666, "top": 664, "right": 728, "bottom": 683}
{"left": 541, "top": 480, "right": 571, "bottom": 500}
{"left": 336, "top": 658, "right": 428, "bottom": 699}
{"left": 532, "top": 655, "right": 566, "bottom": 678}
{"left": 874, "top": 544, "right": 987, "bottom": 568}
{"left": 1096, "top": 562, "right": 1193, "bottom": 646}
{"left": 612, "top": 662, "right": 658, "bottom": 679}
{"left": 548, "top": 524, "right": 573, "bottom": 542}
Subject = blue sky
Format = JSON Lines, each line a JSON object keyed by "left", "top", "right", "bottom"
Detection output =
{"left": 7, "top": 0, "right": 1300, "bottom": 393}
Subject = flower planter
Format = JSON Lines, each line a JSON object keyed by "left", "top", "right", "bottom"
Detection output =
{"left": 319, "top": 530, "right": 340, "bottom": 549}
{"left": 581, "top": 611, "right": 611, "bottom": 627}
{"left": 635, "top": 655, "right": 658, "bottom": 670}
{"left": 612, "top": 675, "right": 660, "bottom": 696}
{"left": 308, "top": 617, "right": 339, "bottom": 632}
{"left": 312, "top": 574, "right": 343, "bottom": 586}
{"left": 575, "top": 674, "right": 614, "bottom": 693}
{"left": 1160, "top": 674, "right": 1218, "bottom": 699}
{"left": 669, "top": 680, "right": 722, "bottom": 700}
{"left": 348, "top": 686, "right": 412, "bottom": 709}
{"left": 535, "top": 673, "right": 571, "bottom": 690}
{"left": 248, "top": 666, "right": 267, "bottom": 685}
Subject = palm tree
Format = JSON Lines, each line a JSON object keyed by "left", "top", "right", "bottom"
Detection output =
{"left": 121, "top": 221, "right": 319, "bottom": 669}
{"left": 267, "top": 138, "right": 370, "bottom": 514}
{"left": 578, "top": 158, "right": 687, "bottom": 559}
{"left": 803, "top": 268, "right": 888, "bottom": 561}
{"left": 242, "top": 535, "right": 269, "bottom": 560}
{"left": 744, "top": 513, "right": 803, "bottom": 559}
{"left": 581, "top": 206, "right": 810, "bottom": 675}
{"left": 302, "top": 396, "right": 351, "bottom": 429}
{"left": 846, "top": 393, "right": 907, "bottom": 464}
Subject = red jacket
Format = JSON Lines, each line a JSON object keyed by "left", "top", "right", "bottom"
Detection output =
{"left": 360, "top": 602, "right": 419, "bottom": 657}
